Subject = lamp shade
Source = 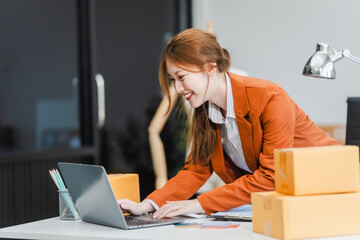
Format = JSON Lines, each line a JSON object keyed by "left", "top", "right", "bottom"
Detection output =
{"left": 303, "top": 43, "right": 336, "bottom": 79}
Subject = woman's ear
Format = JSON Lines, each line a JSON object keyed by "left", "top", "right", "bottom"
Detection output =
{"left": 206, "top": 62, "right": 217, "bottom": 76}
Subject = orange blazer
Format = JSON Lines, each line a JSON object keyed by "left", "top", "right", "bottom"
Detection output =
{"left": 146, "top": 73, "right": 339, "bottom": 215}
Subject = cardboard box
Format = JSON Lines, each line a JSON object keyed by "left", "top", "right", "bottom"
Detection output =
{"left": 252, "top": 191, "right": 360, "bottom": 240}
{"left": 275, "top": 145, "right": 360, "bottom": 195}
{"left": 107, "top": 174, "right": 140, "bottom": 203}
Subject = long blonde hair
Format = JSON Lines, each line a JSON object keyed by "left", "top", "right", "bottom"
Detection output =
{"left": 159, "top": 28, "right": 231, "bottom": 166}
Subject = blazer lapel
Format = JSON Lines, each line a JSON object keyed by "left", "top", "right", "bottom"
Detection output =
{"left": 236, "top": 116, "right": 257, "bottom": 172}
{"left": 229, "top": 73, "right": 257, "bottom": 172}
{"left": 211, "top": 126, "right": 232, "bottom": 183}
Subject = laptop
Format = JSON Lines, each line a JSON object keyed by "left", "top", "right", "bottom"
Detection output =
{"left": 58, "top": 162, "right": 184, "bottom": 229}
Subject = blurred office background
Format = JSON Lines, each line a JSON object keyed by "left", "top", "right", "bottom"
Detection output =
{"left": 0, "top": 0, "right": 191, "bottom": 227}
{"left": 1, "top": 0, "right": 359, "bottom": 228}
{"left": 193, "top": 0, "right": 360, "bottom": 126}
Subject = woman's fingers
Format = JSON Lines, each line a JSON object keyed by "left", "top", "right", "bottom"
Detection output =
{"left": 117, "top": 198, "right": 205, "bottom": 218}
{"left": 153, "top": 199, "right": 204, "bottom": 218}
{"left": 118, "top": 199, "right": 141, "bottom": 215}
{"left": 117, "top": 199, "right": 132, "bottom": 206}
{"left": 154, "top": 202, "right": 181, "bottom": 218}
{"left": 118, "top": 199, "right": 156, "bottom": 215}
{"left": 163, "top": 205, "right": 187, "bottom": 217}
{"left": 118, "top": 199, "right": 134, "bottom": 213}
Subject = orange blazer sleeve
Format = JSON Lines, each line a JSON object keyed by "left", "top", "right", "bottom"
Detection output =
{"left": 145, "top": 158, "right": 213, "bottom": 208}
{"left": 197, "top": 85, "right": 297, "bottom": 214}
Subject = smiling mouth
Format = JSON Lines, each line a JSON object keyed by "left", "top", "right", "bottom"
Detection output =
{"left": 184, "top": 92, "right": 193, "bottom": 100}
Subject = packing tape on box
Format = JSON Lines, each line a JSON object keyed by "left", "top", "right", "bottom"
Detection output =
{"left": 279, "top": 152, "right": 287, "bottom": 179}
{"left": 263, "top": 222, "right": 272, "bottom": 236}
{"left": 264, "top": 194, "right": 272, "bottom": 210}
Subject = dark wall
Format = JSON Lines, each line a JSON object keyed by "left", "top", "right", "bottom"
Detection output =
{"left": 0, "top": 0, "right": 79, "bottom": 152}
{"left": 91, "top": 0, "right": 175, "bottom": 130}
{"left": 0, "top": 0, "right": 89, "bottom": 228}
{"left": 90, "top": 0, "right": 188, "bottom": 198}
{"left": 0, "top": 0, "right": 191, "bottom": 227}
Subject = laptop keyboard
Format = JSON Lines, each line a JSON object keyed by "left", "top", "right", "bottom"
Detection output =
{"left": 125, "top": 214, "right": 177, "bottom": 226}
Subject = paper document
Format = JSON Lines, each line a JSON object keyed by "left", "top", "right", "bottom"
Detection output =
{"left": 210, "top": 204, "right": 252, "bottom": 220}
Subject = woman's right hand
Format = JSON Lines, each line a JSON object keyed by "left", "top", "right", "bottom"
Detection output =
{"left": 117, "top": 199, "right": 155, "bottom": 215}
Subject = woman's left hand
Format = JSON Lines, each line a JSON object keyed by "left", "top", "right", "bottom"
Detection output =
{"left": 152, "top": 199, "right": 205, "bottom": 219}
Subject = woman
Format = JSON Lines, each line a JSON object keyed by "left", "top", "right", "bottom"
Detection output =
{"left": 118, "top": 28, "right": 339, "bottom": 218}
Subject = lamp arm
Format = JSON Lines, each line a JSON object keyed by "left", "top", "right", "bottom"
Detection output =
{"left": 347, "top": 54, "right": 360, "bottom": 64}
{"left": 330, "top": 50, "right": 344, "bottom": 62}
{"left": 331, "top": 49, "right": 360, "bottom": 64}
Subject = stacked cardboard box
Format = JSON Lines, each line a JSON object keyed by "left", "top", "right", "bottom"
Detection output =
{"left": 252, "top": 145, "right": 360, "bottom": 239}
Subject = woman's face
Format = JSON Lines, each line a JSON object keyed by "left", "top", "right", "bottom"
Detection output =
{"left": 166, "top": 60, "right": 209, "bottom": 108}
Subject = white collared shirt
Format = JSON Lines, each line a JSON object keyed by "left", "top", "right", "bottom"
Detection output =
{"left": 208, "top": 73, "right": 252, "bottom": 173}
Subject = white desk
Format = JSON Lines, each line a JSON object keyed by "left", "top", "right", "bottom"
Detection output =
{"left": 0, "top": 217, "right": 359, "bottom": 240}
{"left": 0, "top": 217, "right": 265, "bottom": 240}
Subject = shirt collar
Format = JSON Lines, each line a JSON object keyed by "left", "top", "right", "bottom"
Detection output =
{"left": 208, "top": 73, "right": 236, "bottom": 124}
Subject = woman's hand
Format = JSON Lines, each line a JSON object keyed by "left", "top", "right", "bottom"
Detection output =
{"left": 117, "top": 199, "right": 155, "bottom": 215}
{"left": 153, "top": 199, "right": 205, "bottom": 219}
